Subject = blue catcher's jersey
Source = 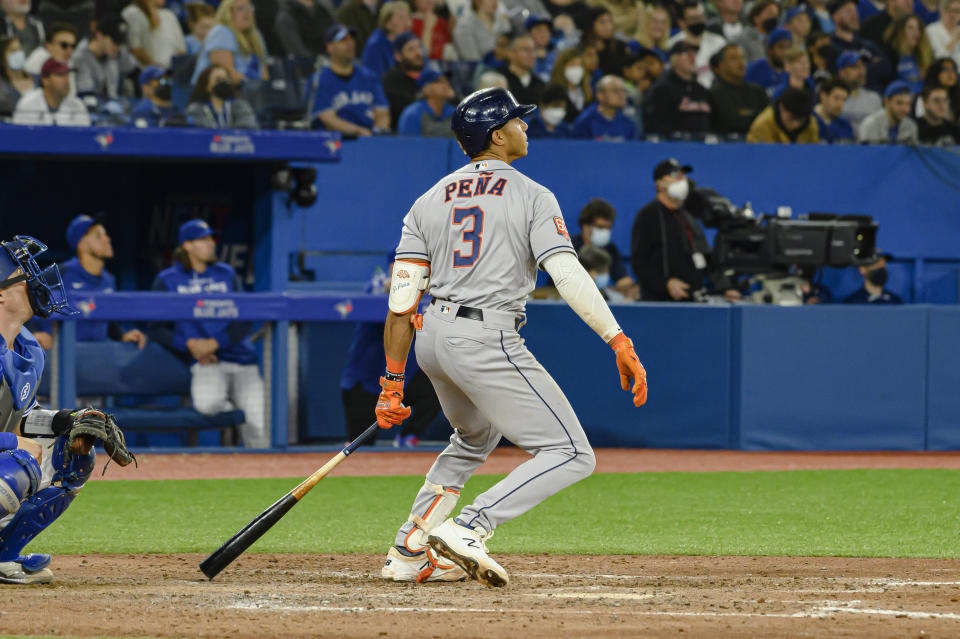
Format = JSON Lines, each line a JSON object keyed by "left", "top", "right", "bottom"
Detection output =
{"left": 0, "top": 328, "right": 44, "bottom": 433}
{"left": 153, "top": 262, "right": 257, "bottom": 365}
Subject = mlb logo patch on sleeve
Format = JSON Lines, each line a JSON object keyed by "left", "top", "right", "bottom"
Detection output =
{"left": 554, "top": 216, "right": 570, "bottom": 240}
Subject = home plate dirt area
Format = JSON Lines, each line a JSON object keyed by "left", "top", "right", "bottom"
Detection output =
{"left": 1, "top": 554, "right": 959, "bottom": 638}
{"left": 3, "top": 449, "right": 959, "bottom": 638}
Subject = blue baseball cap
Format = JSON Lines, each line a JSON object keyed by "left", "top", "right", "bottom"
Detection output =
{"left": 766, "top": 28, "right": 793, "bottom": 47}
{"left": 178, "top": 219, "right": 214, "bottom": 245}
{"left": 326, "top": 24, "right": 355, "bottom": 44}
{"left": 393, "top": 31, "right": 419, "bottom": 52}
{"left": 524, "top": 15, "right": 552, "bottom": 31}
{"left": 884, "top": 80, "right": 912, "bottom": 98}
{"left": 416, "top": 68, "right": 443, "bottom": 89}
{"left": 139, "top": 65, "right": 166, "bottom": 86}
{"left": 782, "top": 4, "right": 808, "bottom": 24}
{"left": 836, "top": 50, "right": 863, "bottom": 70}
{"left": 66, "top": 213, "right": 106, "bottom": 249}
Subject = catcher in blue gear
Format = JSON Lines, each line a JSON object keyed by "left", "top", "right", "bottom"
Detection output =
{"left": 0, "top": 235, "right": 135, "bottom": 584}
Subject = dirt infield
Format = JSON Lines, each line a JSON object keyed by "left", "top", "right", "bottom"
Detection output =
{"left": 2, "top": 554, "right": 959, "bottom": 638}
{"left": 8, "top": 450, "right": 958, "bottom": 638}
{"left": 98, "top": 448, "right": 960, "bottom": 481}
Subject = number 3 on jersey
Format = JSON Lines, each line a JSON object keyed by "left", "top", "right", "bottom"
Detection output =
{"left": 452, "top": 206, "right": 484, "bottom": 268}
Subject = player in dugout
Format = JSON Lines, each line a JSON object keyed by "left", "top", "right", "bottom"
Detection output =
{"left": 29, "top": 213, "right": 147, "bottom": 351}
{"left": 149, "top": 219, "right": 268, "bottom": 449}
{"left": 0, "top": 234, "right": 135, "bottom": 585}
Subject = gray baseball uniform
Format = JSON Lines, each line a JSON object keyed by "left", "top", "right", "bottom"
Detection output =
{"left": 392, "top": 158, "right": 597, "bottom": 545}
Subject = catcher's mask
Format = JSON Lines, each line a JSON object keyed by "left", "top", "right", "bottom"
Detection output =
{"left": 0, "top": 235, "right": 77, "bottom": 318}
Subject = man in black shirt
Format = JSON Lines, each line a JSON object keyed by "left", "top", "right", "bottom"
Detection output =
{"left": 501, "top": 34, "right": 546, "bottom": 105}
{"left": 859, "top": 0, "right": 912, "bottom": 50}
{"left": 644, "top": 41, "right": 712, "bottom": 137}
{"left": 381, "top": 32, "right": 424, "bottom": 129}
{"left": 631, "top": 159, "right": 739, "bottom": 302}
{"left": 709, "top": 43, "right": 769, "bottom": 136}
{"left": 917, "top": 85, "right": 960, "bottom": 145}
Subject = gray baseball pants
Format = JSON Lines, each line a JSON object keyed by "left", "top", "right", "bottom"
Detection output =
{"left": 394, "top": 301, "right": 595, "bottom": 546}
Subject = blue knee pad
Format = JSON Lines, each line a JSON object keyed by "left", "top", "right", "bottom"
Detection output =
{"left": 0, "top": 449, "right": 42, "bottom": 516}
{"left": 0, "top": 438, "right": 94, "bottom": 562}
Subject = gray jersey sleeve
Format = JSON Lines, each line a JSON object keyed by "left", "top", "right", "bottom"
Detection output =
{"left": 529, "top": 190, "right": 576, "bottom": 268}
{"left": 395, "top": 205, "right": 430, "bottom": 261}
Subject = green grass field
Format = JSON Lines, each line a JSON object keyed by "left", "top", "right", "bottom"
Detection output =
{"left": 33, "top": 469, "right": 960, "bottom": 558}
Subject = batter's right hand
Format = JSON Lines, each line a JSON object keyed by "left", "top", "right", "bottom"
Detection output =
{"left": 609, "top": 333, "right": 647, "bottom": 407}
{"left": 376, "top": 377, "right": 412, "bottom": 428}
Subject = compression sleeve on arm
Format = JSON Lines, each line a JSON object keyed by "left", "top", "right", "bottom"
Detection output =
{"left": 542, "top": 252, "right": 623, "bottom": 343}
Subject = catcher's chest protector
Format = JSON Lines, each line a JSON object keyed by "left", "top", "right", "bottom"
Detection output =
{"left": 0, "top": 378, "right": 29, "bottom": 434}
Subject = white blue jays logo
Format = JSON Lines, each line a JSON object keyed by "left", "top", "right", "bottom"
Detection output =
{"left": 19, "top": 383, "right": 30, "bottom": 402}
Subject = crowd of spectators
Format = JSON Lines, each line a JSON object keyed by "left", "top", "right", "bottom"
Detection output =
{"left": 0, "top": 0, "right": 958, "bottom": 145}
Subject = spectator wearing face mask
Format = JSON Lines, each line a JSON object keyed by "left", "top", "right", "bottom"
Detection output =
{"left": 130, "top": 65, "right": 180, "bottom": 126}
{"left": 631, "top": 159, "right": 739, "bottom": 302}
{"left": 667, "top": 0, "right": 727, "bottom": 87}
{"left": 549, "top": 46, "right": 592, "bottom": 123}
{"left": 734, "top": 0, "right": 780, "bottom": 63}
{"left": 0, "top": 35, "right": 33, "bottom": 117}
{"left": 186, "top": 62, "right": 259, "bottom": 128}
{"left": 578, "top": 244, "right": 618, "bottom": 301}
{"left": 857, "top": 79, "right": 918, "bottom": 143}
{"left": 574, "top": 198, "right": 638, "bottom": 301}
{"left": 843, "top": 254, "right": 903, "bottom": 303}
{"left": 525, "top": 84, "right": 572, "bottom": 137}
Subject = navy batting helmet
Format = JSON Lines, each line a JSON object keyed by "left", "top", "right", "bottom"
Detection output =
{"left": 451, "top": 87, "right": 537, "bottom": 157}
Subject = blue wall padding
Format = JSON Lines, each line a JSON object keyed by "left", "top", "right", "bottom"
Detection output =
{"left": 926, "top": 307, "right": 960, "bottom": 450}
{"left": 736, "top": 305, "right": 928, "bottom": 450}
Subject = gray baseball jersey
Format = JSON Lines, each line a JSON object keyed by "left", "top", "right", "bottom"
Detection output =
{"left": 395, "top": 159, "right": 577, "bottom": 313}
{"left": 391, "top": 158, "right": 597, "bottom": 553}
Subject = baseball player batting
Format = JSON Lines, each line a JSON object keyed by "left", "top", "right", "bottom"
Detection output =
{"left": 376, "top": 87, "right": 648, "bottom": 587}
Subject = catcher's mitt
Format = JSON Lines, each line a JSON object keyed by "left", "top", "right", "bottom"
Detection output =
{"left": 63, "top": 408, "right": 137, "bottom": 474}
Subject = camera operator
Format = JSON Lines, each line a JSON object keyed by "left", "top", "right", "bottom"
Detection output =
{"left": 842, "top": 253, "right": 903, "bottom": 304}
{"left": 631, "top": 158, "right": 741, "bottom": 302}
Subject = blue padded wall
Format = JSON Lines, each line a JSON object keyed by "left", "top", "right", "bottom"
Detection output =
{"left": 926, "top": 306, "right": 960, "bottom": 450}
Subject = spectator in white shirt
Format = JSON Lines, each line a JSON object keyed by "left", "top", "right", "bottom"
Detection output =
{"left": 122, "top": 0, "right": 187, "bottom": 69}
{"left": 12, "top": 57, "right": 89, "bottom": 125}
{"left": 926, "top": 0, "right": 960, "bottom": 67}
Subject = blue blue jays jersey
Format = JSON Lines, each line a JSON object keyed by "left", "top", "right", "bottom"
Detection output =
{"left": 60, "top": 257, "right": 116, "bottom": 342}
{"left": 571, "top": 104, "right": 638, "bottom": 141}
{"left": 0, "top": 328, "right": 43, "bottom": 431}
{"left": 311, "top": 65, "right": 389, "bottom": 129}
{"left": 152, "top": 262, "right": 257, "bottom": 365}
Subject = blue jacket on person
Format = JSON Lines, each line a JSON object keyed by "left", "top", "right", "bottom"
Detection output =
{"left": 361, "top": 28, "right": 396, "bottom": 77}
{"left": 0, "top": 328, "right": 43, "bottom": 414}
{"left": 397, "top": 99, "right": 455, "bottom": 135}
{"left": 814, "top": 111, "right": 855, "bottom": 143}
{"left": 29, "top": 257, "right": 120, "bottom": 342}
{"left": 151, "top": 261, "right": 257, "bottom": 365}
{"left": 129, "top": 98, "right": 180, "bottom": 127}
{"left": 745, "top": 58, "right": 787, "bottom": 93}
{"left": 571, "top": 104, "right": 637, "bottom": 141}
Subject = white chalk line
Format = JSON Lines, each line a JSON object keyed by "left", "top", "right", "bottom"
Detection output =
{"left": 815, "top": 606, "right": 960, "bottom": 620}
{"left": 529, "top": 592, "right": 655, "bottom": 600}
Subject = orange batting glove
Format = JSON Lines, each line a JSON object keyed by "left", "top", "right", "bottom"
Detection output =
{"left": 609, "top": 333, "right": 647, "bottom": 407}
{"left": 376, "top": 376, "right": 412, "bottom": 428}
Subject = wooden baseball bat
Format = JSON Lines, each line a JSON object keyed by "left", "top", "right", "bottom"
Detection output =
{"left": 199, "top": 422, "right": 380, "bottom": 580}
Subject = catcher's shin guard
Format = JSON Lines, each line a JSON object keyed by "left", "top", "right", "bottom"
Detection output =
{"left": 0, "top": 449, "right": 42, "bottom": 516}
{"left": 0, "top": 438, "right": 94, "bottom": 562}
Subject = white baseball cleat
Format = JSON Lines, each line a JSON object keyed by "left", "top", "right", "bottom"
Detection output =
{"left": 0, "top": 560, "right": 53, "bottom": 585}
{"left": 381, "top": 546, "right": 466, "bottom": 583}
{"left": 427, "top": 519, "right": 509, "bottom": 588}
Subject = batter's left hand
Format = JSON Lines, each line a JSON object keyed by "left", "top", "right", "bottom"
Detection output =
{"left": 376, "top": 377, "right": 412, "bottom": 428}
{"left": 609, "top": 333, "right": 647, "bottom": 407}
